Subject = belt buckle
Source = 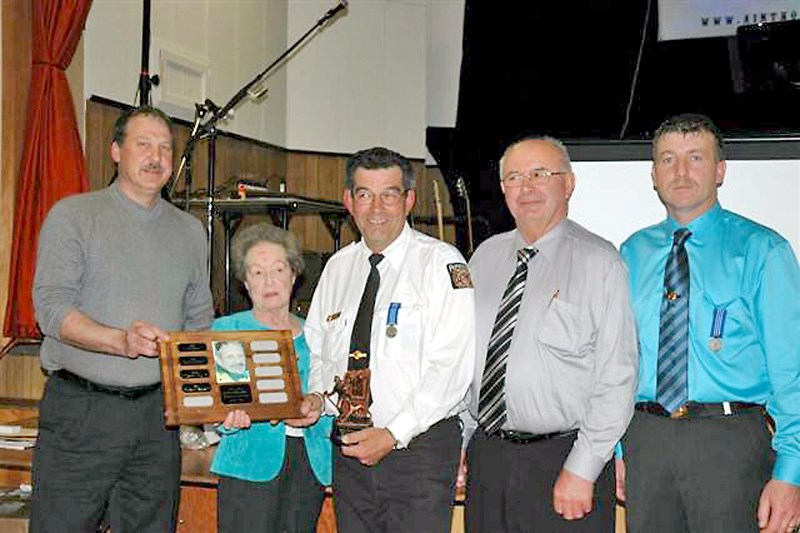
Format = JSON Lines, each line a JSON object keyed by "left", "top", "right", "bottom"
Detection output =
{"left": 670, "top": 404, "right": 689, "bottom": 419}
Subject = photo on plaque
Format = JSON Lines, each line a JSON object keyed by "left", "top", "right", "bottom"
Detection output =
{"left": 212, "top": 340, "right": 250, "bottom": 384}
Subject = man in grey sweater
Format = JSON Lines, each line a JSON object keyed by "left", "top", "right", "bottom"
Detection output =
{"left": 30, "top": 106, "right": 214, "bottom": 532}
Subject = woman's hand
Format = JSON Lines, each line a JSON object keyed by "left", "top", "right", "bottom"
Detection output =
{"left": 222, "top": 410, "right": 252, "bottom": 430}
{"left": 285, "top": 393, "right": 324, "bottom": 427}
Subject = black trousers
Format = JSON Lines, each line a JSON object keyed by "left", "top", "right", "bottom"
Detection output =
{"left": 217, "top": 436, "right": 325, "bottom": 533}
{"left": 333, "top": 417, "right": 461, "bottom": 533}
{"left": 465, "top": 429, "right": 615, "bottom": 533}
{"left": 623, "top": 409, "right": 773, "bottom": 533}
{"left": 30, "top": 374, "right": 180, "bottom": 533}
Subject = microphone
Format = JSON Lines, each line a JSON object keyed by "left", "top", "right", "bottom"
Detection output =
{"left": 322, "top": 0, "right": 348, "bottom": 23}
{"left": 247, "top": 84, "right": 269, "bottom": 100}
{"left": 204, "top": 99, "right": 221, "bottom": 116}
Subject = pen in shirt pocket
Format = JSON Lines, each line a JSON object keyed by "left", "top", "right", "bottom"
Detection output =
{"left": 548, "top": 289, "right": 560, "bottom": 307}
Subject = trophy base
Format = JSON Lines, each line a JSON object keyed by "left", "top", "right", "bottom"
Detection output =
{"left": 331, "top": 419, "right": 373, "bottom": 447}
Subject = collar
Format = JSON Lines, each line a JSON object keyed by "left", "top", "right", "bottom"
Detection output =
{"left": 511, "top": 218, "right": 568, "bottom": 260}
{"left": 356, "top": 222, "right": 410, "bottom": 271}
{"left": 110, "top": 179, "right": 164, "bottom": 221}
{"left": 662, "top": 202, "right": 723, "bottom": 245}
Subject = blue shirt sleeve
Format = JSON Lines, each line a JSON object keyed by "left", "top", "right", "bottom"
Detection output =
{"left": 756, "top": 242, "right": 800, "bottom": 485}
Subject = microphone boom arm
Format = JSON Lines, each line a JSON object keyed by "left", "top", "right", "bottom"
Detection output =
{"left": 165, "top": 1, "right": 348, "bottom": 200}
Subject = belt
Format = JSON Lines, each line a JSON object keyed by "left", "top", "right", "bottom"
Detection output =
{"left": 484, "top": 428, "right": 578, "bottom": 444}
{"left": 54, "top": 369, "right": 160, "bottom": 400}
{"left": 635, "top": 401, "right": 762, "bottom": 420}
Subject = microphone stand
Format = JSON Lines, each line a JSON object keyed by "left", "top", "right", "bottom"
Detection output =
{"left": 162, "top": 0, "right": 348, "bottom": 298}
{"left": 164, "top": 0, "right": 348, "bottom": 202}
{"left": 138, "top": 0, "right": 161, "bottom": 107}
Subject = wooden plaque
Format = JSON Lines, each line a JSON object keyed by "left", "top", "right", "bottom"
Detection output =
{"left": 159, "top": 330, "right": 304, "bottom": 427}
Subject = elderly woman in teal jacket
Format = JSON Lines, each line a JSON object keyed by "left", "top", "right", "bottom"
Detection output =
{"left": 211, "top": 222, "right": 332, "bottom": 533}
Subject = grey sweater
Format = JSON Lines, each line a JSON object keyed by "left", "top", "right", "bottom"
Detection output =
{"left": 34, "top": 181, "right": 214, "bottom": 387}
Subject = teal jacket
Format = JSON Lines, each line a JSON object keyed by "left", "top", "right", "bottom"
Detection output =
{"left": 209, "top": 311, "right": 333, "bottom": 485}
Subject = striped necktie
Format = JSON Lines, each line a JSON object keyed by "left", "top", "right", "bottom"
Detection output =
{"left": 657, "top": 228, "right": 691, "bottom": 413}
{"left": 478, "top": 247, "right": 537, "bottom": 434}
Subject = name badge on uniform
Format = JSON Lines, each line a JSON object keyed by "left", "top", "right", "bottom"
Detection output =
{"left": 708, "top": 307, "right": 727, "bottom": 352}
{"left": 386, "top": 302, "right": 400, "bottom": 338}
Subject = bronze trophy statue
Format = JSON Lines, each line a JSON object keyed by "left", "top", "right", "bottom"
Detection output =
{"left": 331, "top": 369, "right": 373, "bottom": 445}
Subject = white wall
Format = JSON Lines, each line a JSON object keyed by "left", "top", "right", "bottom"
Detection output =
{"left": 426, "top": 0, "right": 463, "bottom": 129}
{"left": 569, "top": 160, "right": 800, "bottom": 256}
{"left": 84, "top": 0, "right": 279, "bottom": 143}
{"left": 83, "top": 0, "right": 432, "bottom": 157}
{"left": 264, "top": 1, "right": 289, "bottom": 147}
{"left": 425, "top": 0, "right": 464, "bottom": 164}
{"left": 284, "top": 0, "right": 427, "bottom": 157}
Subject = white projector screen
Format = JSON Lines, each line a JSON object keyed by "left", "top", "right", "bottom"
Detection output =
{"left": 569, "top": 160, "right": 800, "bottom": 258}
{"left": 658, "top": 1, "right": 800, "bottom": 41}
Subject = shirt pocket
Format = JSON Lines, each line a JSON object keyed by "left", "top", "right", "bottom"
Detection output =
{"left": 696, "top": 293, "right": 753, "bottom": 360}
{"left": 537, "top": 298, "right": 594, "bottom": 359}
{"left": 382, "top": 302, "right": 423, "bottom": 360}
{"left": 321, "top": 313, "right": 348, "bottom": 363}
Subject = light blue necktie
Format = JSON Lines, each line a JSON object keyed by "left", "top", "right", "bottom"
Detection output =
{"left": 478, "top": 247, "right": 537, "bottom": 434}
{"left": 657, "top": 229, "right": 691, "bottom": 413}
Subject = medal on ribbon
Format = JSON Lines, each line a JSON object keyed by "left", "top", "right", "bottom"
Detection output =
{"left": 708, "top": 307, "right": 726, "bottom": 352}
{"left": 386, "top": 302, "right": 400, "bottom": 338}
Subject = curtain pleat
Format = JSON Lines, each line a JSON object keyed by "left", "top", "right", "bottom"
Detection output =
{"left": 3, "top": 0, "right": 93, "bottom": 340}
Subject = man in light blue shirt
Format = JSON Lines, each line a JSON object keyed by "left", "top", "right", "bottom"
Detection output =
{"left": 619, "top": 113, "right": 800, "bottom": 533}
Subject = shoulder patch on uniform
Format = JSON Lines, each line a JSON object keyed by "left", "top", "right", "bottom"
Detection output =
{"left": 447, "top": 262, "right": 473, "bottom": 289}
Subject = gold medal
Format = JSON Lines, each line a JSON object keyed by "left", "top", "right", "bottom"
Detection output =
{"left": 708, "top": 338, "right": 722, "bottom": 352}
{"left": 386, "top": 325, "right": 397, "bottom": 338}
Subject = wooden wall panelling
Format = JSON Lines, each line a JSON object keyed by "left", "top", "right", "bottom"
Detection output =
{"left": 412, "top": 164, "right": 456, "bottom": 244}
{"left": 286, "top": 151, "right": 317, "bottom": 251}
{"left": 176, "top": 485, "right": 216, "bottom": 533}
{"left": 0, "top": 354, "right": 45, "bottom": 401}
{"left": 285, "top": 151, "right": 357, "bottom": 253}
{"left": 85, "top": 100, "right": 123, "bottom": 192}
{"left": 416, "top": 166, "right": 455, "bottom": 244}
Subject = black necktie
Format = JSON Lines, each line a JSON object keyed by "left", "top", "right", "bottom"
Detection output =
{"left": 348, "top": 253, "right": 384, "bottom": 370}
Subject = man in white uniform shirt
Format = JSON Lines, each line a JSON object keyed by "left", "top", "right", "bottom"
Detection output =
{"left": 461, "top": 136, "right": 638, "bottom": 532}
{"left": 304, "top": 146, "right": 475, "bottom": 532}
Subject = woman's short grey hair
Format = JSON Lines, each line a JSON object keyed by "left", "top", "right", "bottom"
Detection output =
{"left": 230, "top": 222, "right": 305, "bottom": 282}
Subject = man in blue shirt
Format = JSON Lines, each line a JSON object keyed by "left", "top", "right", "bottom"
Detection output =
{"left": 619, "top": 113, "right": 800, "bottom": 533}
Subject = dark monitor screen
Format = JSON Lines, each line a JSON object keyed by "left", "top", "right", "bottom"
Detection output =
{"left": 734, "top": 19, "right": 800, "bottom": 93}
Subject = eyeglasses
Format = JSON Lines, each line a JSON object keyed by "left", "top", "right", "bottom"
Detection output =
{"left": 351, "top": 187, "right": 408, "bottom": 206}
{"left": 502, "top": 169, "right": 569, "bottom": 187}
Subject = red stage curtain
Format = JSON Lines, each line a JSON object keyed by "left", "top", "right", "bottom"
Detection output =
{"left": 3, "top": 0, "right": 93, "bottom": 340}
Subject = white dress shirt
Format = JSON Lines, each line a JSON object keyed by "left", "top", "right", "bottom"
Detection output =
{"left": 306, "top": 224, "right": 475, "bottom": 448}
